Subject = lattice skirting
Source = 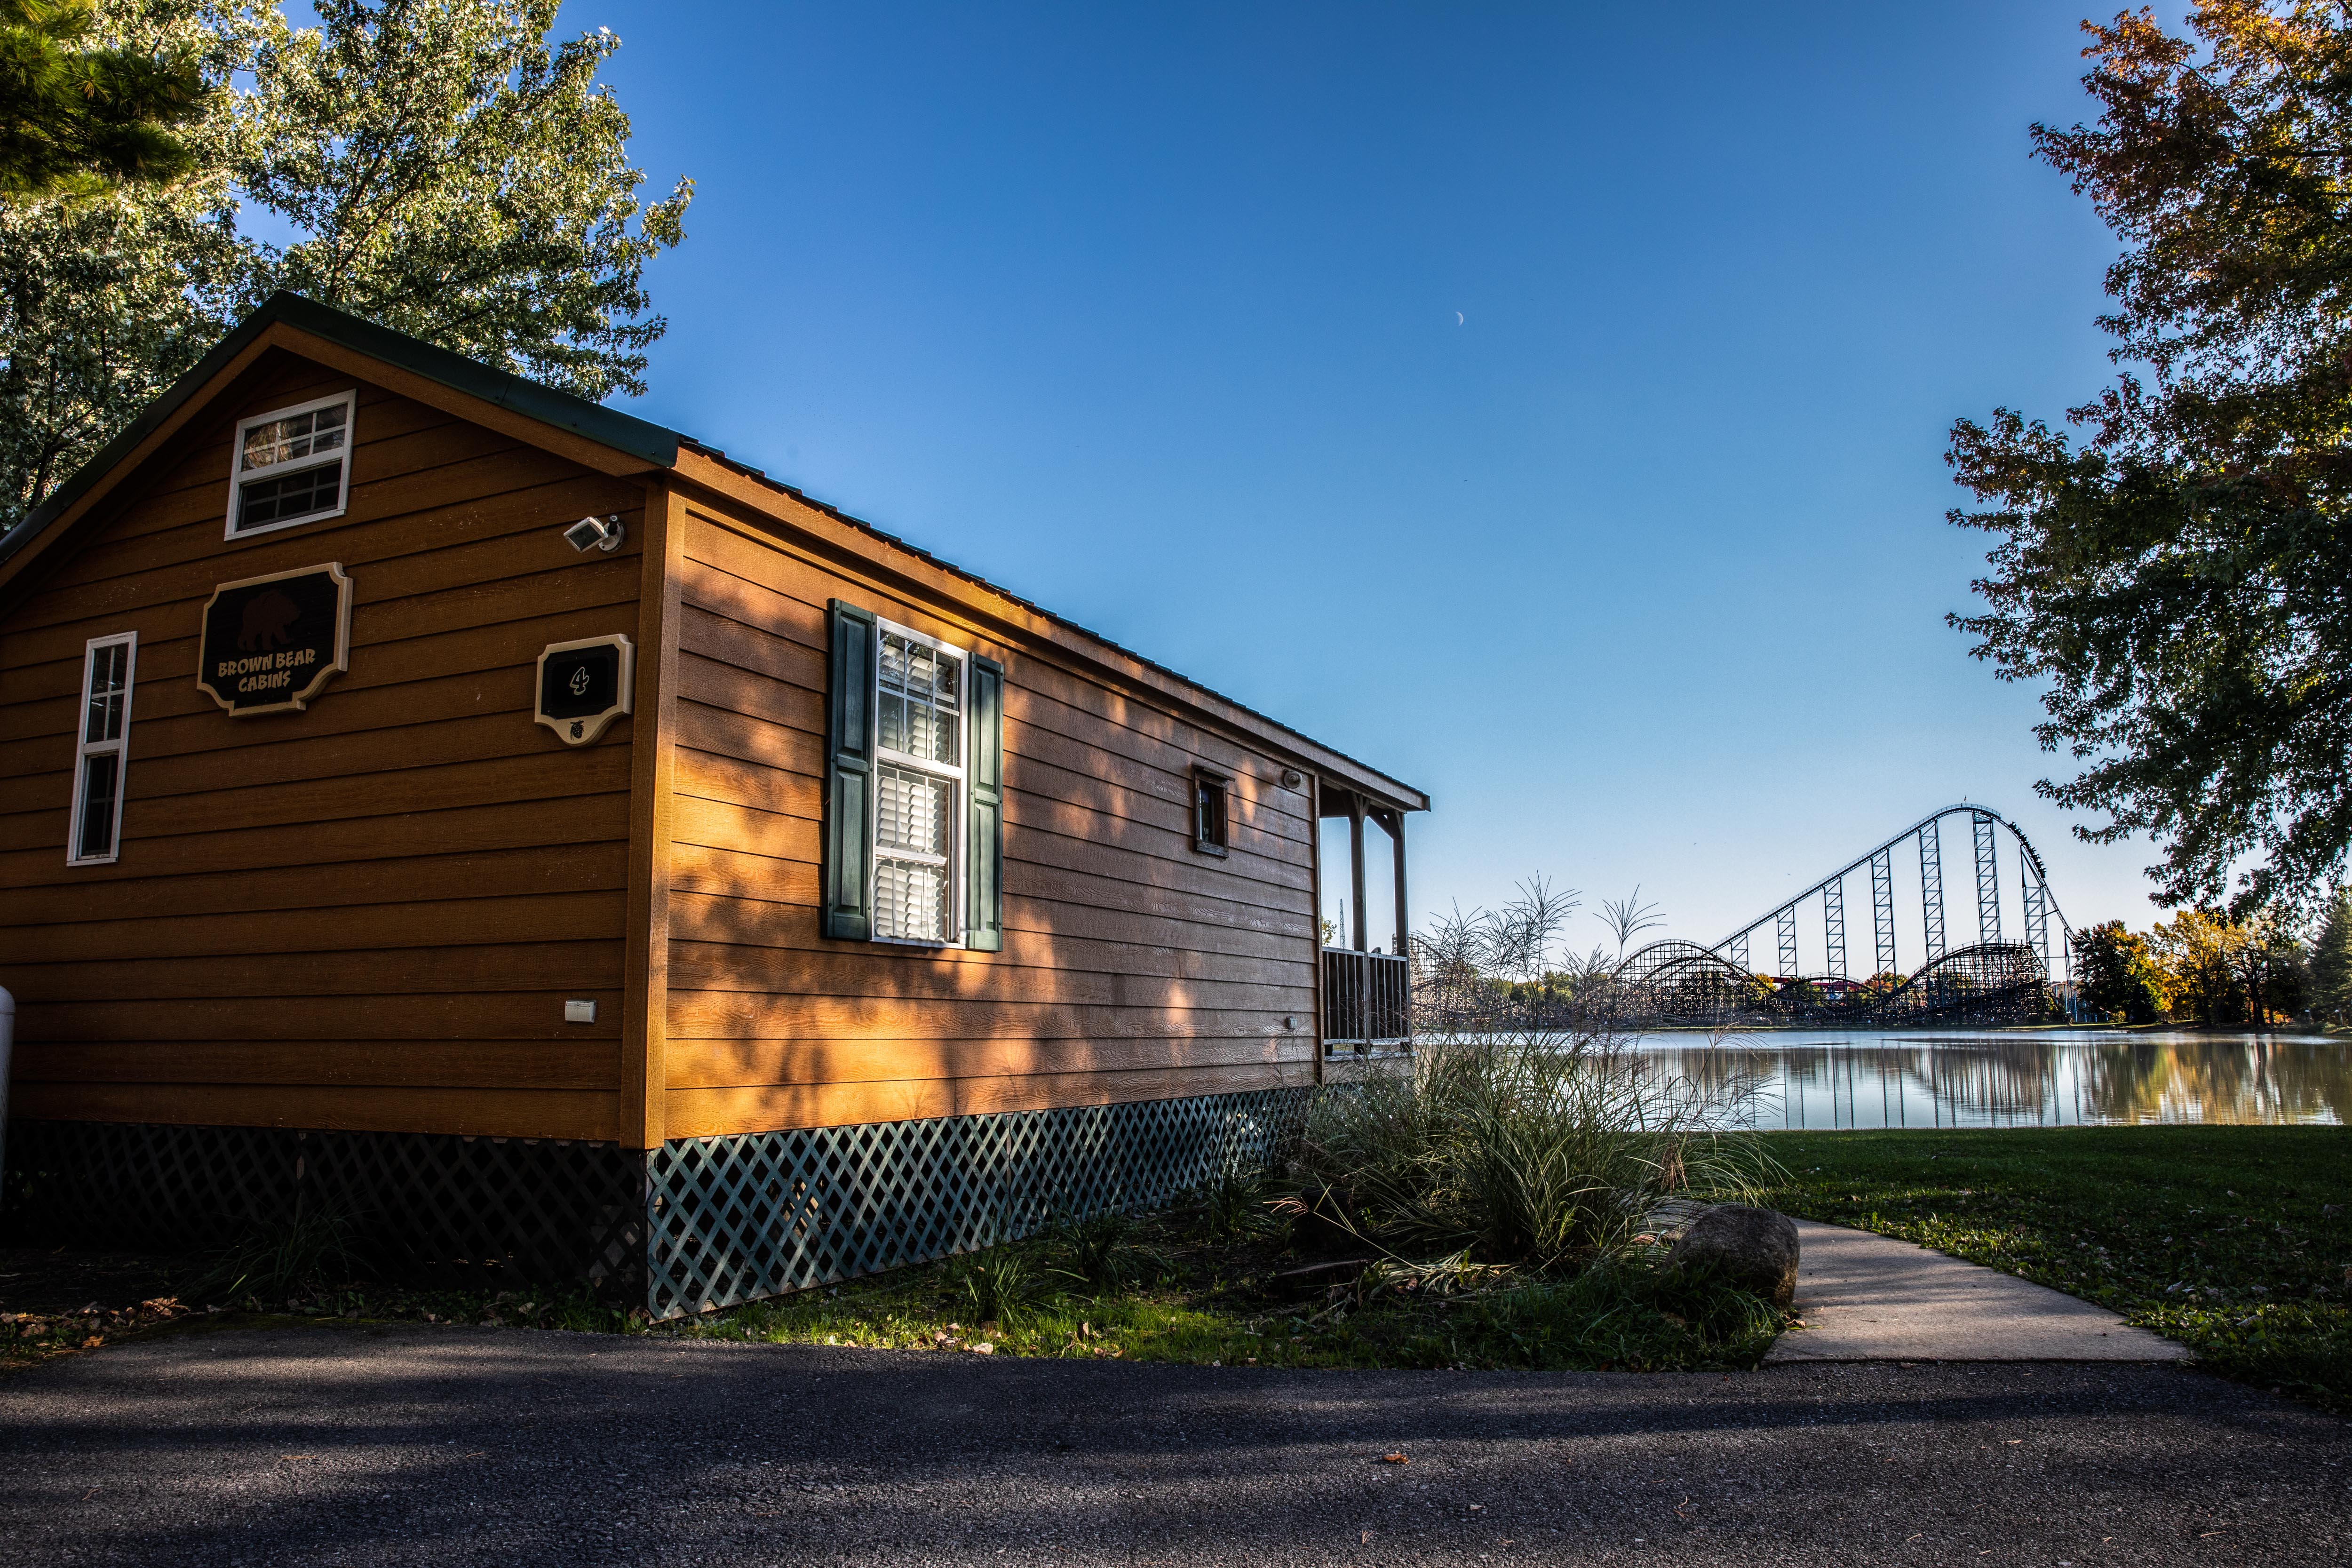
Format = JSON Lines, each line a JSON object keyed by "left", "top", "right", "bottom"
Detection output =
{"left": 1, "top": 1121, "right": 645, "bottom": 1292}
{"left": 1, "top": 1087, "right": 1310, "bottom": 1316}
{"left": 643, "top": 1087, "right": 1311, "bottom": 1318}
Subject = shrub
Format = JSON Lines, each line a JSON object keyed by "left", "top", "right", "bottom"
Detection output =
{"left": 1462, "top": 1263, "right": 1784, "bottom": 1368}
{"left": 1293, "top": 1029, "right": 1771, "bottom": 1272}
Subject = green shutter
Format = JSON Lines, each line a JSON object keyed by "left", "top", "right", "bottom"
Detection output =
{"left": 966, "top": 653, "right": 1005, "bottom": 952}
{"left": 823, "top": 600, "right": 877, "bottom": 940}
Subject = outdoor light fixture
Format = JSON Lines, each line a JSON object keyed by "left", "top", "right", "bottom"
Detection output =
{"left": 563, "top": 513, "right": 625, "bottom": 552}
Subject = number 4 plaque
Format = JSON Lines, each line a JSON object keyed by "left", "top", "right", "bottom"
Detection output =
{"left": 534, "top": 634, "right": 634, "bottom": 746}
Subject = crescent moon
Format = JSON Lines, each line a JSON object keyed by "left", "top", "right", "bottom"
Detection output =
{"left": 1455, "top": 312, "right": 1464, "bottom": 325}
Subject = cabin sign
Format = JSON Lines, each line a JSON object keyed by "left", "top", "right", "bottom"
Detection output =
{"left": 535, "top": 633, "right": 634, "bottom": 745}
{"left": 197, "top": 563, "right": 353, "bottom": 715}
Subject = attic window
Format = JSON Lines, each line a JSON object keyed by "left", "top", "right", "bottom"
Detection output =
{"left": 227, "top": 391, "right": 354, "bottom": 537}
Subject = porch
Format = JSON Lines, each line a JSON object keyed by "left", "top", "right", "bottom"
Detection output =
{"left": 1318, "top": 783, "right": 1413, "bottom": 1055}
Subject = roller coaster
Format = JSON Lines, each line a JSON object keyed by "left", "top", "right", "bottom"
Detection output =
{"left": 1607, "top": 804, "right": 2074, "bottom": 1028}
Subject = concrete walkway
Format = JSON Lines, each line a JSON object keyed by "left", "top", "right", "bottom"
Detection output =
{"left": 1765, "top": 1218, "right": 2192, "bottom": 1363}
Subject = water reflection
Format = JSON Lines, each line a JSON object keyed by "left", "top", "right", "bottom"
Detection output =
{"left": 1631, "top": 1029, "right": 2352, "bottom": 1130}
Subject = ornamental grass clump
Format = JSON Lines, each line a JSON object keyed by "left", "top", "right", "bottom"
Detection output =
{"left": 946, "top": 1249, "right": 1050, "bottom": 1324}
{"left": 1293, "top": 1030, "right": 1771, "bottom": 1273}
{"left": 1044, "top": 1210, "right": 1166, "bottom": 1294}
{"left": 187, "top": 1198, "right": 373, "bottom": 1307}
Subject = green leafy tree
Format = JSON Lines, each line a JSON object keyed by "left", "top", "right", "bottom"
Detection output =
{"left": 2309, "top": 886, "right": 2352, "bottom": 1024}
{"left": 0, "top": 0, "right": 689, "bottom": 534}
{"left": 0, "top": 1, "right": 253, "bottom": 522}
{"left": 238, "top": 0, "right": 689, "bottom": 400}
{"left": 0, "top": 0, "right": 205, "bottom": 201}
{"left": 1948, "top": 2, "right": 2352, "bottom": 916}
{"left": 2229, "top": 910, "right": 2307, "bottom": 1024}
{"left": 1775, "top": 977, "right": 1826, "bottom": 1012}
{"left": 2074, "top": 919, "right": 2169, "bottom": 1024}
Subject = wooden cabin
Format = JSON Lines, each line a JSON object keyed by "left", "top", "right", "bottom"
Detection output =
{"left": 0, "top": 294, "right": 1426, "bottom": 1314}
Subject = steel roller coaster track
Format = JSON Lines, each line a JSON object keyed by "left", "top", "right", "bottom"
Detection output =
{"left": 1610, "top": 804, "right": 2075, "bottom": 1028}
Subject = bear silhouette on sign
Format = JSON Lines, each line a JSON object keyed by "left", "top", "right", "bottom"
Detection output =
{"left": 237, "top": 589, "right": 302, "bottom": 651}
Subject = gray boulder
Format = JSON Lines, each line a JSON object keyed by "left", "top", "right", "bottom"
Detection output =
{"left": 1665, "top": 1204, "right": 1800, "bottom": 1307}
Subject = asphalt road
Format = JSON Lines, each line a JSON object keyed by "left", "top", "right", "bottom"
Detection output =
{"left": 0, "top": 1323, "right": 2344, "bottom": 1566}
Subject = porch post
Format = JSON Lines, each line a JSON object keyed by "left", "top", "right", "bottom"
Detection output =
{"left": 1388, "top": 810, "right": 1408, "bottom": 959}
{"left": 1307, "top": 774, "right": 1326, "bottom": 1079}
{"left": 1348, "top": 793, "right": 1368, "bottom": 952}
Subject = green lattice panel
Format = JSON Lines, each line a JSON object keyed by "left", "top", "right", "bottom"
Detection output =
{"left": 643, "top": 1087, "right": 1309, "bottom": 1318}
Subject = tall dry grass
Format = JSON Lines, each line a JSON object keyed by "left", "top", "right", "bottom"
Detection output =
{"left": 1292, "top": 1029, "right": 1772, "bottom": 1272}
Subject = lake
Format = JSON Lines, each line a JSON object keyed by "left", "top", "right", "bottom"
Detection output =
{"left": 1628, "top": 1028, "right": 2352, "bottom": 1130}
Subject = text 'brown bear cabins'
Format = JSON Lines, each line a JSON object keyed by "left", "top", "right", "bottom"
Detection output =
{"left": 0, "top": 294, "right": 1426, "bottom": 1316}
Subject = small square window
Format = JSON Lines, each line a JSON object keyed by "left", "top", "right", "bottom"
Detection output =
{"left": 226, "top": 391, "right": 355, "bottom": 538}
{"left": 1192, "top": 766, "right": 1231, "bottom": 857}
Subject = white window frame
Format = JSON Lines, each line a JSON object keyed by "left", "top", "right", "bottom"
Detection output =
{"left": 871, "top": 617, "right": 969, "bottom": 947}
{"left": 67, "top": 631, "right": 137, "bottom": 867}
{"left": 224, "top": 389, "right": 357, "bottom": 540}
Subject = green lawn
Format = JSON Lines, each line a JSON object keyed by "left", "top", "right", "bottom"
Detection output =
{"left": 1760, "top": 1125, "right": 2352, "bottom": 1411}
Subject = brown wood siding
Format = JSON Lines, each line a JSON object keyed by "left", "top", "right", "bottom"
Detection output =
{"left": 0, "top": 352, "right": 648, "bottom": 1140}
{"left": 661, "top": 508, "right": 1319, "bottom": 1137}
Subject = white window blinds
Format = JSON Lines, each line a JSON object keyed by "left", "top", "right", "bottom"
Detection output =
{"left": 872, "top": 626, "right": 966, "bottom": 943}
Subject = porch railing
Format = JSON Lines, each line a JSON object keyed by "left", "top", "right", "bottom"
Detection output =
{"left": 1322, "top": 947, "right": 1411, "bottom": 1051}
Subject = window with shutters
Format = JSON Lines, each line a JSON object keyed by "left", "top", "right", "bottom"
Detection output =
{"left": 826, "top": 600, "right": 1003, "bottom": 951}
{"left": 227, "top": 390, "right": 355, "bottom": 538}
{"left": 873, "top": 621, "right": 966, "bottom": 944}
{"left": 68, "top": 631, "right": 137, "bottom": 866}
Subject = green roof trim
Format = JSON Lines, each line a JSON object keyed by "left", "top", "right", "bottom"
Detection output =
{"left": 0, "top": 292, "right": 678, "bottom": 572}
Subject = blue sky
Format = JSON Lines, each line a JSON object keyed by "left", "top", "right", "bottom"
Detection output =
{"left": 570, "top": 1, "right": 2147, "bottom": 961}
